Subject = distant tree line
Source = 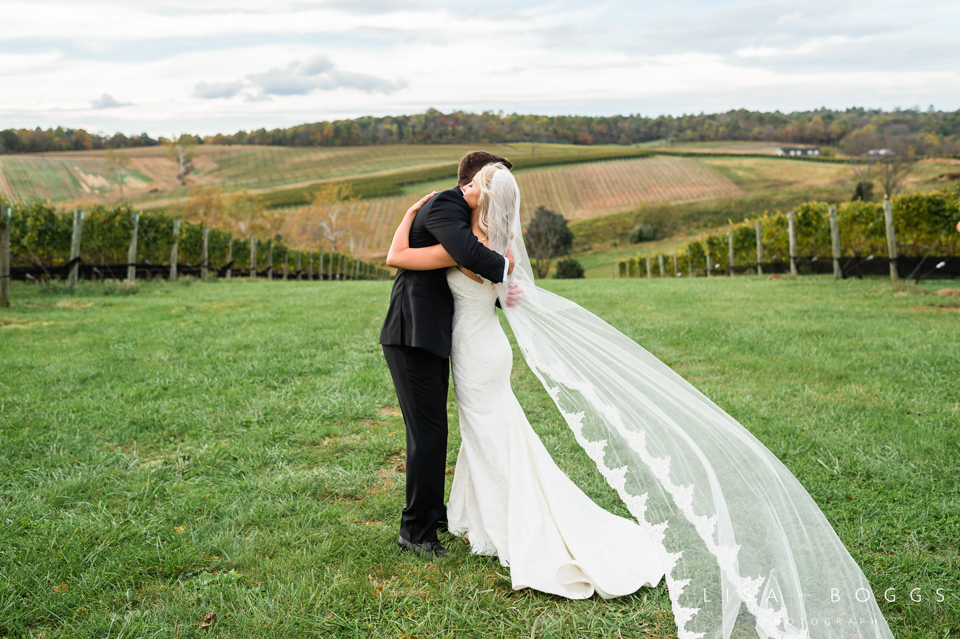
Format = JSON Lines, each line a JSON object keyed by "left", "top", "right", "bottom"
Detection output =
{"left": 0, "top": 127, "right": 159, "bottom": 153}
{"left": 198, "top": 107, "right": 960, "bottom": 155}
{"left": 4, "top": 107, "right": 960, "bottom": 155}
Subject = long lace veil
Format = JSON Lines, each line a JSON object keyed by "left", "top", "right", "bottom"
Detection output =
{"left": 482, "top": 166, "right": 894, "bottom": 639}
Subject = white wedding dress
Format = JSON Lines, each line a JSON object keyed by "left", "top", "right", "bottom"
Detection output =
{"left": 445, "top": 267, "right": 668, "bottom": 599}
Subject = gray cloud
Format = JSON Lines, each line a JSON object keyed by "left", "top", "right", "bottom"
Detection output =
{"left": 192, "top": 54, "right": 404, "bottom": 100}
{"left": 90, "top": 93, "right": 130, "bottom": 109}
{"left": 245, "top": 55, "right": 404, "bottom": 96}
{"left": 192, "top": 80, "right": 245, "bottom": 99}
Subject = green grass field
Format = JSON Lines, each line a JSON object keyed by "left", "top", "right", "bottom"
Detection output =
{"left": 1, "top": 276, "right": 958, "bottom": 638}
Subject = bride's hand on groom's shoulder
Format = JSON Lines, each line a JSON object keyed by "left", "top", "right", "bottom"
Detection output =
{"left": 406, "top": 191, "right": 437, "bottom": 217}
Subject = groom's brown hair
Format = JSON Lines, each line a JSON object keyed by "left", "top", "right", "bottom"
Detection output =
{"left": 458, "top": 151, "right": 513, "bottom": 186}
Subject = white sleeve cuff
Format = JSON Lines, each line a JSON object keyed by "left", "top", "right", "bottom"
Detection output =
{"left": 502, "top": 256, "right": 510, "bottom": 282}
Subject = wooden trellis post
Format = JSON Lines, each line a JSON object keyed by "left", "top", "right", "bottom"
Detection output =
{"left": 727, "top": 228, "right": 735, "bottom": 277}
{"left": 672, "top": 252, "right": 678, "bottom": 277}
{"left": 307, "top": 252, "right": 313, "bottom": 280}
{"left": 884, "top": 200, "right": 898, "bottom": 282}
{"left": 201, "top": 227, "right": 209, "bottom": 281}
{"left": 297, "top": 250, "right": 302, "bottom": 280}
{"left": 226, "top": 234, "right": 233, "bottom": 280}
{"left": 645, "top": 256, "right": 652, "bottom": 280}
{"left": 657, "top": 254, "right": 665, "bottom": 278}
{"left": 755, "top": 221, "right": 763, "bottom": 275}
{"left": 829, "top": 207, "right": 841, "bottom": 280}
{"left": 787, "top": 211, "right": 797, "bottom": 275}
{"left": 169, "top": 220, "right": 180, "bottom": 281}
{"left": 249, "top": 238, "right": 258, "bottom": 279}
{"left": 69, "top": 209, "right": 84, "bottom": 290}
{"left": 0, "top": 205, "right": 11, "bottom": 308}
{"left": 127, "top": 212, "right": 139, "bottom": 282}
{"left": 283, "top": 251, "right": 289, "bottom": 281}
{"left": 266, "top": 240, "right": 273, "bottom": 280}
{"left": 705, "top": 245, "right": 712, "bottom": 278}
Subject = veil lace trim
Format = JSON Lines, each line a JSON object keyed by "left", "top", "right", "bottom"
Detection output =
{"left": 481, "top": 166, "right": 894, "bottom": 639}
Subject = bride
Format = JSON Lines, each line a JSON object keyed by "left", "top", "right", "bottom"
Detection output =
{"left": 387, "top": 163, "right": 668, "bottom": 600}
{"left": 386, "top": 164, "right": 895, "bottom": 638}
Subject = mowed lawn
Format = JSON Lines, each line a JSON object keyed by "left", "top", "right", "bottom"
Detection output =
{"left": 1, "top": 276, "right": 958, "bottom": 638}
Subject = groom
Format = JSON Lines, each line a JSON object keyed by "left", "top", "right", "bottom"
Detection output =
{"left": 380, "top": 150, "right": 521, "bottom": 558}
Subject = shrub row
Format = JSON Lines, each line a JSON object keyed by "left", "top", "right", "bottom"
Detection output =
{"left": 621, "top": 188, "right": 960, "bottom": 277}
{"left": 0, "top": 199, "right": 386, "bottom": 278}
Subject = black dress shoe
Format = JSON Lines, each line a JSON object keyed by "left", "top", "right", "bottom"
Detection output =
{"left": 398, "top": 535, "right": 448, "bottom": 558}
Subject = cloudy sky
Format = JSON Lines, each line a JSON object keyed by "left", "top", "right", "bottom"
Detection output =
{"left": 1, "top": 0, "right": 958, "bottom": 136}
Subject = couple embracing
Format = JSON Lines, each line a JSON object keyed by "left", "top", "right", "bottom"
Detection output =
{"left": 378, "top": 151, "right": 896, "bottom": 637}
{"left": 379, "top": 151, "right": 665, "bottom": 599}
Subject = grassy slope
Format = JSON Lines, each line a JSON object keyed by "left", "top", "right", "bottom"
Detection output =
{"left": 10, "top": 143, "right": 652, "bottom": 210}
{"left": 257, "top": 146, "right": 656, "bottom": 208}
{"left": 1, "top": 277, "right": 957, "bottom": 638}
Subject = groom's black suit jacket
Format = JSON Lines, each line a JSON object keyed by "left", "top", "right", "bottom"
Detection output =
{"left": 379, "top": 187, "right": 506, "bottom": 359}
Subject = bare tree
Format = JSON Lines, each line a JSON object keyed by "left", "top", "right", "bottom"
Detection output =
{"left": 168, "top": 133, "right": 196, "bottom": 184}
{"left": 876, "top": 155, "right": 916, "bottom": 199}
{"left": 664, "top": 119, "right": 678, "bottom": 147}
{"left": 344, "top": 213, "right": 374, "bottom": 258}
{"left": 105, "top": 149, "right": 131, "bottom": 199}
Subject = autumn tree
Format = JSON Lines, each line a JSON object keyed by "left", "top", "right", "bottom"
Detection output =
{"left": 72, "top": 129, "right": 94, "bottom": 150}
{"left": 182, "top": 185, "right": 226, "bottom": 229}
{"left": 222, "top": 190, "right": 281, "bottom": 238}
{"left": 289, "top": 183, "right": 371, "bottom": 255}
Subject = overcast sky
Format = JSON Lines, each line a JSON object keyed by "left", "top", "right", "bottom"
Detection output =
{"left": 2, "top": 0, "right": 958, "bottom": 137}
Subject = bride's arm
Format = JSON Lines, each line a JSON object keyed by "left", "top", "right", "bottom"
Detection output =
{"left": 385, "top": 192, "right": 458, "bottom": 271}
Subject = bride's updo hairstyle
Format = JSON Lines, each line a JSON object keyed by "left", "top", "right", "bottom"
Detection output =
{"left": 475, "top": 163, "right": 518, "bottom": 251}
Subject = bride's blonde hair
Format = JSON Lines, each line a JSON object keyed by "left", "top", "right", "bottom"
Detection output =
{"left": 475, "top": 163, "right": 516, "bottom": 242}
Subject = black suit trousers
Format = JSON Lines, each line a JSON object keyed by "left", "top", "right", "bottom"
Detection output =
{"left": 381, "top": 344, "right": 449, "bottom": 544}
